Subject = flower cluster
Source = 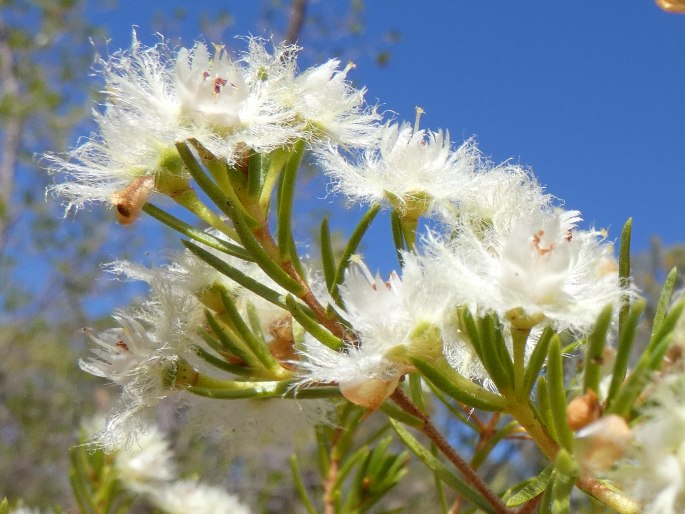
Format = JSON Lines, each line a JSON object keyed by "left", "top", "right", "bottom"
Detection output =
{"left": 47, "top": 33, "right": 669, "bottom": 514}
{"left": 46, "top": 33, "right": 380, "bottom": 216}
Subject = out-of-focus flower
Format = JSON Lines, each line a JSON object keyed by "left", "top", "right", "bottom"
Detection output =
{"left": 151, "top": 479, "right": 251, "bottom": 514}
{"left": 113, "top": 424, "right": 176, "bottom": 492}
{"left": 612, "top": 375, "right": 685, "bottom": 514}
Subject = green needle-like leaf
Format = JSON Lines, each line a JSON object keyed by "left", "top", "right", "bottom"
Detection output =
{"left": 651, "top": 266, "right": 678, "bottom": 344}
{"left": 285, "top": 294, "right": 343, "bottom": 350}
{"left": 411, "top": 357, "right": 506, "bottom": 411}
{"left": 606, "top": 299, "right": 645, "bottom": 406}
{"left": 223, "top": 200, "right": 306, "bottom": 295}
{"left": 583, "top": 305, "right": 613, "bottom": 394}
{"left": 143, "top": 203, "right": 248, "bottom": 259}
{"left": 505, "top": 464, "right": 553, "bottom": 507}
{"left": 290, "top": 454, "right": 318, "bottom": 514}
{"left": 320, "top": 217, "right": 337, "bottom": 291}
{"left": 277, "top": 139, "right": 305, "bottom": 259}
{"left": 219, "top": 289, "right": 279, "bottom": 370}
{"left": 547, "top": 336, "right": 574, "bottom": 450}
{"left": 389, "top": 419, "right": 497, "bottom": 514}
{"left": 330, "top": 203, "right": 381, "bottom": 303}
{"left": 176, "top": 141, "right": 258, "bottom": 226}
{"left": 183, "top": 240, "right": 287, "bottom": 308}
{"left": 524, "top": 325, "right": 554, "bottom": 395}
{"left": 618, "top": 218, "right": 632, "bottom": 337}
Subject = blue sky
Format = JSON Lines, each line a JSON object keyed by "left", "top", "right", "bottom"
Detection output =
{"left": 82, "top": 1, "right": 685, "bottom": 273}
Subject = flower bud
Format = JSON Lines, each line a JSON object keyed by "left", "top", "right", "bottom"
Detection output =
{"left": 567, "top": 389, "right": 601, "bottom": 431}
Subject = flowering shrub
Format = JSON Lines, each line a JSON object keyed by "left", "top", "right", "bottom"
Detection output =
{"left": 40, "top": 34, "right": 685, "bottom": 514}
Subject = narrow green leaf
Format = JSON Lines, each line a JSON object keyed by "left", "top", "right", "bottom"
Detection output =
{"left": 583, "top": 305, "right": 613, "bottom": 394}
{"left": 389, "top": 419, "right": 497, "bottom": 514}
{"left": 285, "top": 294, "right": 343, "bottom": 350}
{"left": 204, "top": 310, "right": 257, "bottom": 368}
{"left": 505, "top": 464, "right": 553, "bottom": 507}
{"left": 609, "top": 302, "right": 685, "bottom": 416}
{"left": 618, "top": 218, "right": 632, "bottom": 338}
{"left": 334, "top": 446, "right": 371, "bottom": 493}
{"left": 189, "top": 381, "right": 341, "bottom": 400}
{"left": 651, "top": 266, "right": 678, "bottom": 343}
{"left": 193, "top": 344, "right": 253, "bottom": 377}
{"left": 0, "top": 499, "right": 8, "bottom": 514}
{"left": 606, "top": 299, "right": 646, "bottom": 406}
{"left": 409, "top": 373, "right": 425, "bottom": 410}
{"left": 319, "top": 217, "right": 337, "bottom": 291}
{"left": 650, "top": 298, "right": 685, "bottom": 353}
{"left": 142, "top": 203, "right": 248, "bottom": 259}
{"left": 539, "top": 470, "right": 558, "bottom": 514}
{"left": 478, "top": 315, "right": 514, "bottom": 393}
{"left": 330, "top": 203, "right": 381, "bottom": 302}
{"left": 380, "top": 401, "right": 423, "bottom": 428}
{"left": 286, "top": 231, "right": 307, "bottom": 283}
{"left": 547, "top": 336, "right": 574, "bottom": 450}
{"left": 245, "top": 302, "right": 267, "bottom": 346}
{"left": 290, "top": 454, "right": 318, "bottom": 514}
{"left": 219, "top": 289, "right": 278, "bottom": 370}
{"left": 69, "top": 446, "right": 97, "bottom": 514}
{"left": 247, "top": 150, "right": 263, "bottom": 197}
{"left": 277, "top": 140, "right": 305, "bottom": 259}
{"left": 411, "top": 357, "right": 506, "bottom": 411}
{"left": 176, "top": 141, "right": 257, "bottom": 225}
{"left": 550, "top": 469, "right": 575, "bottom": 514}
{"left": 223, "top": 200, "right": 306, "bottom": 295}
{"left": 424, "top": 381, "right": 481, "bottom": 431}
{"left": 536, "top": 377, "right": 559, "bottom": 444}
{"left": 390, "top": 210, "right": 406, "bottom": 267}
{"left": 183, "top": 240, "right": 287, "bottom": 308}
{"left": 524, "top": 326, "right": 554, "bottom": 395}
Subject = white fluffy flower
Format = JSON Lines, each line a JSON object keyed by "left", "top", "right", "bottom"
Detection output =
{"left": 423, "top": 209, "right": 624, "bottom": 333}
{"left": 79, "top": 315, "right": 161, "bottom": 385}
{"left": 81, "top": 274, "right": 202, "bottom": 450}
{"left": 298, "top": 255, "right": 451, "bottom": 407}
{"left": 151, "top": 479, "right": 251, "bottom": 514}
{"left": 317, "top": 122, "right": 480, "bottom": 215}
{"left": 441, "top": 163, "right": 553, "bottom": 235}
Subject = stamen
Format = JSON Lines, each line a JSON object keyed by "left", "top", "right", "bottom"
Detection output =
{"left": 414, "top": 106, "right": 425, "bottom": 133}
{"left": 532, "top": 229, "right": 556, "bottom": 256}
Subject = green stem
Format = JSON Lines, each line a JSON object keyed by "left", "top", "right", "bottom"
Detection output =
{"left": 505, "top": 399, "right": 558, "bottom": 461}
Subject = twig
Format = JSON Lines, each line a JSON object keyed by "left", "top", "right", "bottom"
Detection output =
{"left": 284, "top": 0, "right": 308, "bottom": 45}
{"left": 323, "top": 426, "right": 344, "bottom": 514}
{"left": 390, "top": 388, "right": 513, "bottom": 514}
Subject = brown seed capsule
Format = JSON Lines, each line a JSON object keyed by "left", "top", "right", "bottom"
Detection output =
{"left": 268, "top": 317, "right": 298, "bottom": 367}
{"left": 111, "top": 176, "right": 155, "bottom": 225}
{"left": 567, "top": 389, "right": 601, "bottom": 431}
